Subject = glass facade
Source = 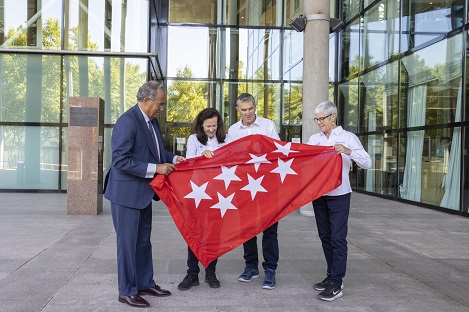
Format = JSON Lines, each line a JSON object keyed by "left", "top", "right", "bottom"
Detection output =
{"left": 0, "top": 0, "right": 467, "bottom": 216}
{"left": 0, "top": 0, "right": 153, "bottom": 190}
{"left": 338, "top": 0, "right": 467, "bottom": 215}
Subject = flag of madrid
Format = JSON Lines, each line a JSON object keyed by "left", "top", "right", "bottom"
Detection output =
{"left": 150, "top": 134, "right": 342, "bottom": 267}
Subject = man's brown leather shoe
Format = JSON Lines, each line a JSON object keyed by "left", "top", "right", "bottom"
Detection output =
{"left": 118, "top": 295, "right": 150, "bottom": 308}
{"left": 139, "top": 285, "right": 172, "bottom": 297}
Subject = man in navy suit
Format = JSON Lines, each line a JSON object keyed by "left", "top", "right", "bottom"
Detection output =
{"left": 104, "top": 81, "right": 185, "bottom": 308}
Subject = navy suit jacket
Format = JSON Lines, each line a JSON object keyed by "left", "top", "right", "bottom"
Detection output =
{"left": 104, "top": 104, "right": 175, "bottom": 209}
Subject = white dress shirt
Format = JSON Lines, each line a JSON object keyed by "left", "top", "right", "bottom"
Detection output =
{"left": 186, "top": 134, "right": 226, "bottom": 159}
{"left": 227, "top": 116, "right": 280, "bottom": 141}
{"left": 307, "top": 126, "right": 371, "bottom": 196}
{"left": 139, "top": 107, "right": 178, "bottom": 178}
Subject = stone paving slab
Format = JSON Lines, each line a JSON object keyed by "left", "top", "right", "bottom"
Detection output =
{"left": 0, "top": 192, "right": 468, "bottom": 312}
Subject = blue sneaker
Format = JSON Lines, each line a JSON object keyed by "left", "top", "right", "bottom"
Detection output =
{"left": 262, "top": 268, "right": 276, "bottom": 289}
{"left": 238, "top": 267, "right": 259, "bottom": 282}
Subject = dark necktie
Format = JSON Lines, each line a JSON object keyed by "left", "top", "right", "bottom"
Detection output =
{"left": 148, "top": 120, "right": 161, "bottom": 162}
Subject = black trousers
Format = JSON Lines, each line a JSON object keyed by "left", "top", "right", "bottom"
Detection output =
{"left": 312, "top": 193, "right": 351, "bottom": 287}
{"left": 186, "top": 246, "right": 217, "bottom": 275}
{"left": 242, "top": 222, "right": 279, "bottom": 271}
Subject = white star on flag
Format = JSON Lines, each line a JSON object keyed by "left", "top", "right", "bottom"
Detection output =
{"left": 214, "top": 165, "right": 242, "bottom": 189}
{"left": 272, "top": 141, "right": 299, "bottom": 156}
{"left": 210, "top": 192, "right": 238, "bottom": 217}
{"left": 246, "top": 153, "right": 271, "bottom": 172}
{"left": 240, "top": 174, "right": 268, "bottom": 200}
{"left": 183, "top": 181, "right": 212, "bottom": 208}
{"left": 271, "top": 158, "right": 298, "bottom": 182}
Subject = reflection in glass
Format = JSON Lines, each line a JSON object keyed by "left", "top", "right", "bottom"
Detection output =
{"left": 283, "top": 30, "right": 303, "bottom": 81}
{"left": 342, "top": 0, "right": 360, "bottom": 22}
{"left": 360, "top": 62, "right": 399, "bottom": 132}
{"left": 0, "top": 126, "right": 60, "bottom": 189}
{"left": 338, "top": 78, "right": 359, "bottom": 133}
{"left": 64, "top": 56, "right": 147, "bottom": 124}
{"left": 0, "top": 54, "right": 61, "bottom": 123}
{"left": 283, "top": 83, "right": 302, "bottom": 125}
{"left": 362, "top": 0, "right": 400, "bottom": 68}
{"left": 169, "top": 0, "right": 220, "bottom": 24}
{"left": 401, "top": 0, "right": 463, "bottom": 52}
{"left": 226, "top": 0, "right": 281, "bottom": 26}
{"left": 400, "top": 35, "right": 462, "bottom": 128}
{"left": 65, "top": 0, "right": 148, "bottom": 52}
{"left": 340, "top": 19, "right": 360, "bottom": 80}
{"left": 365, "top": 133, "right": 398, "bottom": 196}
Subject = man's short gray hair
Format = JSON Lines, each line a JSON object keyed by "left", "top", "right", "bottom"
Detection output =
{"left": 136, "top": 81, "right": 166, "bottom": 102}
{"left": 236, "top": 93, "right": 256, "bottom": 107}
{"left": 314, "top": 100, "right": 337, "bottom": 116}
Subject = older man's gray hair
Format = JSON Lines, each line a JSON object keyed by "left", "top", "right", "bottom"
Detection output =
{"left": 136, "top": 81, "right": 166, "bottom": 102}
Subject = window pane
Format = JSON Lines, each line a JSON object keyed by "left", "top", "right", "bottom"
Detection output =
{"left": 401, "top": 0, "right": 463, "bottom": 52}
{"left": 1, "top": 0, "right": 62, "bottom": 49}
{"left": 169, "top": 0, "right": 220, "bottom": 24}
{"left": 399, "top": 127, "right": 461, "bottom": 210}
{"left": 0, "top": 126, "right": 59, "bottom": 190}
{"left": 364, "top": 133, "right": 399, "bottom": 196}
{"left": 64, "top": 56, "right": 147, "bottom": 124}
{"left": 283, "top": 82, "right": 302, "bottom": 125}
{"left": 360, "top": 62, "right": 399, "bottom": 132}
{"left": 400, "top": 35, "right": 463, "bottom": 128}
{"left": 226, "top": 0, "right": 281, "bottom": 26}
{"left": 246, "top": 29, "right": 281, "bottom": 81}
{"left": 166, "top": 80, "right": 218, "bottom": 123}
{"left": 342, "top": 0, "right": 360, "bottom": 22}
{"left": 363, "top": 0, "right": 400, "bottom": 68}
{"left": 65, "top": 0, "right": 148, "bottom": 52}
{"left": 0, "top": 54, "right": 61, "bottom": 123}
{"left": 283, "top": 30, "right": 303, "bottom": 81}
{"left": 168, "top": 26, "right": 215, "bottom": 79}
{"left": 285, "top": 0, "right": 303, "bottom": 23}
{"left": 338, "top": 78, "right": 359, "bottom": 133}
{"left": 340, "top": 19, "right": 360, "bottom": 80}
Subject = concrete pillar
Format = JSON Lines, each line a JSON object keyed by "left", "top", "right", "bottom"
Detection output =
{"left": 67, "top": 97, "right": 104, "bottom": 215}
{"left": 300, "top": 0, "right": 330, "bottom": 217}
{"left": 301, "top": 0, "right": 330, "bottom": 142}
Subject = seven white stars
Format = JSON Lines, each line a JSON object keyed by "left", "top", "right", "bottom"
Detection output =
{"left": 185, "top": 142, "right": 301, "bottom": 217}
{"left": 240, "top": 174, "right": 268, "bottom": 200}
{"left": 210, "top": 192, "right": 238, "bottom": 217}
{"left": 184, "top": 181, "right": 212, "bottom": 208}
{"left": 246, "top": 153, "right": 271, "bottom": 172}
{"left": 271, "top": 158, "right": 298, "bottom": 182}
{"left": 273, "top": 141, "right": 299, "bottom": 157}
{"left": 214, "top": 165, "right": 242, "bottom": 189}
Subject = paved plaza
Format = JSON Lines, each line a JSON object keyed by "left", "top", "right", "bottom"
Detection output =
{"left": 0, "top": 192, "right": 468, "bottom": 312}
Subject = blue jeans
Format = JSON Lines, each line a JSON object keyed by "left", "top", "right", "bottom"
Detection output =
{"left": 313, "top": 193, "right": 351, "bottom": 287}
{"left": 243, "top": 222, "right": 279, "bottom": 271}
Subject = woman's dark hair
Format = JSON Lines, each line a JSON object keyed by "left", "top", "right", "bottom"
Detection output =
{"left": 193, "top": 108, "right": 226, "bottom": 145}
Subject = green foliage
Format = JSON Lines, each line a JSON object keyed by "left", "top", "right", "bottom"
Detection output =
{"left": 167, "top": 66, "right": 208, "bottom": 123}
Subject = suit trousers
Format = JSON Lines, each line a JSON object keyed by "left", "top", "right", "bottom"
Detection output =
{"left": 186, "top": 246, "right": 217, "bottom": 275}
{"left": 243, "top": 222, "right": 279, "bottom": 271}
{"left": 312, "top": 193, "right": 351, "bottom": 287}
{"left": 111, "top": 202, "right": 156, "bottom": 296}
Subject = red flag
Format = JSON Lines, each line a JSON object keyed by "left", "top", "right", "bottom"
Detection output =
{"left": 150, "top": 134, "right": 342, "bottom": 267}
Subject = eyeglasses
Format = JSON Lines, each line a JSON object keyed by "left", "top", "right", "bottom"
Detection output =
{"left": 313, "top": 114, "right": 332, "bottom": 123}
{"left": 146, "top": 98, "right": 166, "bottom": 109}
